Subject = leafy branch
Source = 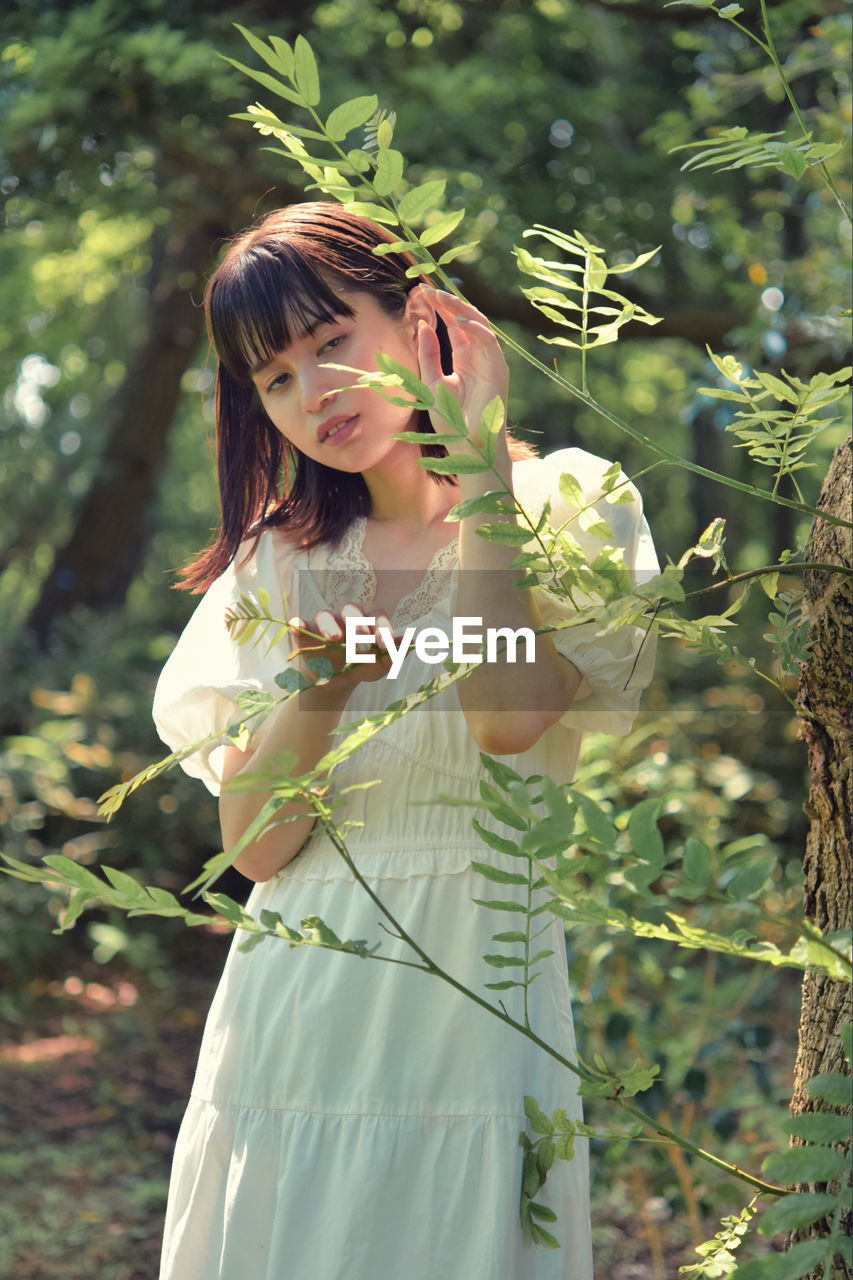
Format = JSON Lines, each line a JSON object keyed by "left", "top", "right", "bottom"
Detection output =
{"left": 664, "top": 0, "right": 851, "bottom": 222}
{"left": 514, "top": 225, "right": 662, "bottom": 394}
{"left": 698, "top": 351, "right": 851, "bottom": 499}
{"left": 225, "top": 24, "right": 851, "bottom": 532}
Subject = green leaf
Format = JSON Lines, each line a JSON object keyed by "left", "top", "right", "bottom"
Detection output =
{"left": 522, "top": 1148, "right": 544, "bottom": 1198}
{"left": 524, "top": 1095, "right": 555, "bottom": 1136}
{"left": 475, "top": 523, "right": 532, "bottom": 545}
{"left": 275, "top": 668, "right": 309, "bottom": 694}
{"left": 293, "top": 35, "right": 320, "bottom": 105}
{"left": 585, "top": 253, "right": 607, "bottom": 291}
{"left": 726, "top": 856, "right": 776, "bottom": 902}
{"left": 483, "top": 953, "right": 527, "bottom": 967}
{"left": 438, "top": 242, "right": 480, "bottom": 265}
{"left": 492, "top": 931, "right": 527, "bottom": 943}
{"left": 398, "top": 179, "right": 447, "bottom": 222}
{"left": 269, "top": 36, "right": 295, "bottom": 76}
{"left": 235, "top": 689, "right": 276, "bottom": 718}
{"left": 529, "top": 1200, "right": 557, "bottom": 1221}
{"left": 567, "top": 790, "right": 617, "bottom": 849}
{"left": 468, "top": 860, "right": 527, "bottom": 890}
{"left": 347, "top": 148, "right": 372, "bottom": 173}
{"left": 480, "top": 395, "right": 505, "bottom": 442}
{"left": 757, "top": 1192, "right": 842, "bottom": 1237}
{"left": 764, "top": 1145, "right": 849, "bottom": 1184}
{"left": 682, "top": 837, "right": 712, "bottom": 889}
{"left": 373, "top": 148, "right": 405, "bottom": 196}
{"left": 376, "top": 117, "right": 394, "bottom": 149}
{"left": 56, "top": 889, "right": 94, "bottom": 932}
{"left": 555, "top": 1132, "right": 576, "bottom": 1161}
{"left": 472, "top": 818, "right": 524, "bottom": 858}
{"left": 786, "top": 1111, "right": 852, "bottom": 1145}
{"left": 447, "top": 492, "right": 513, "bottom": 520}
{"left": 484, "top": 979, "right": 521, "bottom": 990}
{"left": 420, "top": 208, "right": 466, "bottom": 246}
{"left": 345, "top": 202, "right": 399, "bottom": 225}
{"left": 772, "top": 144, "right": 809, "bottom": 181}
{"left": 233, "top": 24, "right": 294, "bottom": 79}
{"left": 471, "top": 860, "right": 529, "bottom": 886}
{"left": 628, "top": 797, "right": 665, "bottom": 865}
{"left": 325, "top": 95, "right": 378, "bottom": 141}
{"left": 100, "top": 866, "right": 147, "bottom": 904}
{"left": 529, "top": 1221, "right": 560, "bottom": 1249}
{"left": 472, "top": 898, "right": 528, "bottom": 913}
{"left": 220, "top": 56, "right": 304, "bottom": 107}
{"left": 434, "top": 383, "right": 467, "bottom": 434}
{"left": 419, "top": 454, "right": 489, "bottom": 475}
{"left": 732, "top": 1238, "right": 835, "bottom": 1279}
{"left": 558, "top": 472, "right": 585, "bottom": 511}
{"left": 480, "top": 755, "right": 524, "bottom": 790}
{"left": 394, "top": 431, "right": 462, "bottom": 445}
{"left": 299, "top": 914, "right": 342, "bottom": 947}
{"left": 806, "top": 1073, "right": 853, "bottom": 1108}
{"left": 42, "top": 855, "right": 106, "bottom": 894}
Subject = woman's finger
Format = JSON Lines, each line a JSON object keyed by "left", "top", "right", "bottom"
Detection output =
{"left": 374, "top": 612, "right": 393, "bottom": 651}
{"left": 430, "top": 289, "right": 491, "bottom": 327}
{"left": 416, "top": 319, "right": 444, "bottom": 386}
{"left": 314, "top": 610, "right": 343, "bottom": 642}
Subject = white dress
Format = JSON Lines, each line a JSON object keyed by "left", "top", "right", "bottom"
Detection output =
{"left": 153, "top": 448, "right": 657, "bottom": 1280}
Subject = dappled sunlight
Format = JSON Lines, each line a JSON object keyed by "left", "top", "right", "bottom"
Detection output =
{"left": 0, "top": 1033, "right": 97, "bottom": 1065}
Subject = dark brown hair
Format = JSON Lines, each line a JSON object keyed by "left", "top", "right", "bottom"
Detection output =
{"left": 181, "top": 201, "right": 532, "bottom": 592}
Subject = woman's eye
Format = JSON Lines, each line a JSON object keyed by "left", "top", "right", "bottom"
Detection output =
{"left": 266, "top": 371, "right": 290, "bottom": 393}
{"left": 321, "top": 334, "right": 345, "bottom": 354}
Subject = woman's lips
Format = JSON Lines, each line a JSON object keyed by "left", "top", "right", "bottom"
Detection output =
{"left": 319, "top": 415, "right": 358, "bottom": 446}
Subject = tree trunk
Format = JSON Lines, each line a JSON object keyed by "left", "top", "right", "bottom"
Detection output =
{"left": 791, "top": 436, "right": 852, "bottom": 1278}
{"left": 26, "top": 210, "right": 222, "bottom": 644}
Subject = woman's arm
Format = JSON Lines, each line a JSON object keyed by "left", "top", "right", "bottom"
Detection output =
{"left": 219, "top": 607, "right": 392, "bottom": 882}
{"left": 218, "top": 678, "right": 352, "bottom": 883}
{"left": 453, "top": 454, "right": 583, "bottom": 754}
{"left": 411, "top": 288, "right": 582, "bottom": 754}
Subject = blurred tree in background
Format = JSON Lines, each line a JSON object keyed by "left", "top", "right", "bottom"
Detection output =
{"left": 0, "top": 0, "right": 849, "bottom": 1274}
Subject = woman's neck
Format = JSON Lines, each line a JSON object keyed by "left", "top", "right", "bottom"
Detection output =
{"left": 361, "top": 442, "right": 456, "bottom": 534}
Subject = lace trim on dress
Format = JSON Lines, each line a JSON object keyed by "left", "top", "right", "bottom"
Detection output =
{"left": 323, "top": 516, "right": 377, "bottom": 615}
{"left": 320, "top": 516, "right": 458, "bottom": 630}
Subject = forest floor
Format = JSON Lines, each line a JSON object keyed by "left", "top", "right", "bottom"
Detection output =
{"left": 0, "top": 937, "right": 711, "bottom": 1280}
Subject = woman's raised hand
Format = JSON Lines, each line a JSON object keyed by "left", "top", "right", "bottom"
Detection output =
{"left": 406, "top": 286, "right": 509, "bottom": 454}
{"left": 287, "top": 603, "right": 395, "bottom": 691}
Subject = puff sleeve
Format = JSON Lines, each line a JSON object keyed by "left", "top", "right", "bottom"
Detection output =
{"left": 152, "top": 534, "right": 297, "bottom": 795}
{"left": 512, "top": 447, "right": 659, "bottom": 738}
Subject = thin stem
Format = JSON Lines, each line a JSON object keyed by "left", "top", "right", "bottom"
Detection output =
{"left": 488, "top": 323, "right": 851, "bottom": 531}
{"left": 757, "top": 0, "right": 851, "bottom": 223}
{"left": 314, "top": 803, "right": 787, "bottom": 1197}
{"left": 679, "top": 562, "right": 851, "bottom": 604}
{"left": 771, "top": 392, "right": 806, "bottom": 498}
{"left": 267, "top": 57, "right": 853, "bottom": 524}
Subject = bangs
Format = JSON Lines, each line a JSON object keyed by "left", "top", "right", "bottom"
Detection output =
{"left": 208, "top": 243, "right": 355, "bottom": 382}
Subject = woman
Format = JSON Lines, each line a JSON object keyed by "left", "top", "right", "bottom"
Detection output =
{"left": 153, "top": 201, "right": 657, "bottom": 1278}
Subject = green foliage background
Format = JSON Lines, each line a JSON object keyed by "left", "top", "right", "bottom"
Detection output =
{"left": 0, "top": 0, "right": 850, "bottom": 1275}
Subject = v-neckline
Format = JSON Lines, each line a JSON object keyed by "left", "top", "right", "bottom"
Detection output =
{"left": 318, "top": 515, "right": 458, "bottom": 629}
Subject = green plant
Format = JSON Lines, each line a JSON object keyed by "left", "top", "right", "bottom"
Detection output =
{"left": 3, "top": 2, "right": 850, "bottom": 1275}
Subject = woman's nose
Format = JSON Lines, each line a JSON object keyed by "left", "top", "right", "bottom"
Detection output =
{"left": 298, "top": 364, "right": 337, "bottom": 414}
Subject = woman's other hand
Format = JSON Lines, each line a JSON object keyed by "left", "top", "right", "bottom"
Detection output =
{"left": 288, "top": 603, "right": 396, "bottom": 691}
{"left": 406, "top": 286, "right": 509, "bottom": 454}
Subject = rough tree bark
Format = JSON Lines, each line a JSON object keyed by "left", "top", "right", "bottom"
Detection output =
{"left": 791, "top": 435, "right": 852, "bottom": 1278}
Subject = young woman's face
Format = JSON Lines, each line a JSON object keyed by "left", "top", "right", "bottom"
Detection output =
{"left": 250, "top": 290, "right": 421, "bottom": 472}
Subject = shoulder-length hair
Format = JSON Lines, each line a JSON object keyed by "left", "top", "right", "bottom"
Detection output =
{"left": 181, "top": 201, "right": 533, "bottom": 592}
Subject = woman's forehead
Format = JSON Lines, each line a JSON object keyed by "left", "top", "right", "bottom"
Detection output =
{"left": 225, "top": 272, "right": 355, "bottom": 375}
